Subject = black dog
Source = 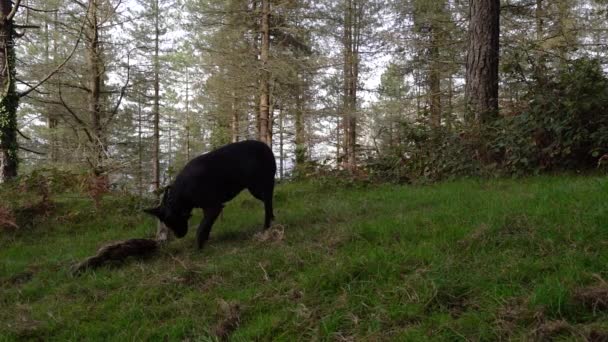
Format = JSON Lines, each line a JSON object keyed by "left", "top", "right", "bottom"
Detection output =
{"left": 145, "top": 140, "right": 276, "bottom": 249}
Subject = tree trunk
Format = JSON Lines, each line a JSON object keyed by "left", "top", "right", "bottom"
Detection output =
{"left": 152, "top": 0, "right": 161, "bottom": 192}
{"left": 278, "top": 105, "right": 284, "bottom": 179}
{"left": 342, "top": 0, "right": 360, "bottom": 170}
{"left": 258, "top": 0, "right": 271, "bottom": 146}
{"left": 335, "top": 117, "right": 341, "bottom": 167}
{"left": 46, "top": 11, "right": 59, "bottom": 163}
{"left": 447, "top": 73, "right": 454, "bottom": 129}
{"left": 429, "top": 24, "right": 441, "bottom": 129}
{"left": 185, "top": 68, "right": 191, "bottom": 160}
{"left": 137, "top": 94, "right": 143, "bottom": 198}
{"left": 465, "top": 0, "right": 500, "bottom": 126}
{"left": 295, "top": 88, "right": 306, "bottom": 168}
{"left": 534, "top": 0, "right": 546, "bottom": 85}
{"left": 231, "top": 92, "right": 239, "bottom": 143}
{"left": 85, "top": 0, "right": 106, "bottom": 176}
{"left": 0, "top": 0, "right": 18, "bottom": 182}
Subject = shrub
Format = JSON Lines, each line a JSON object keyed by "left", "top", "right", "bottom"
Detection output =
{"left": 364, "top": 57, "right": 608, "bottom": 182}
{"left": 490, "top": 58, "right": 608, "bottom": 173}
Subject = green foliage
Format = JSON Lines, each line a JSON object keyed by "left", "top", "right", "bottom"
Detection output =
{"left": 365, "top": 122, "right": 482, "bottom": 183}
{"left": 367, "top": 57, "right": 608, "bottom": 182}
{"left": 490, "top": 58, "right": 608, "bottom": 173}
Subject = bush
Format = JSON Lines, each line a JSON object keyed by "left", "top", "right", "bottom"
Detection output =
{"left": 364, "top": 57, "right": 608, "bottom": 182}
{"left": 490, "top": 58, "right": 608, "bottom": 173}
{"left": 364, "top": 122, "right": 483, "bottom": 183}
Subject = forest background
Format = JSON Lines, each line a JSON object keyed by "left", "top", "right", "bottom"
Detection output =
{"left": 1, "top": 0, "right": 607, "bottom": 190}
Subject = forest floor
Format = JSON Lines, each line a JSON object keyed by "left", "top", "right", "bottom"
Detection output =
{"left": 1, "top": 175, "right": 608, "bottom": 340}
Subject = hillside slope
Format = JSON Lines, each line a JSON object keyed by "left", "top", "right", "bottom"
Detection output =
{"left": 1, "top": 176, "right": 608, "bottom": 340}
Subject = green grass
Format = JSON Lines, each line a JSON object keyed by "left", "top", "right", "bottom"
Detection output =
{"left": 1, "top": 175, "right": 608, "bottom": 340}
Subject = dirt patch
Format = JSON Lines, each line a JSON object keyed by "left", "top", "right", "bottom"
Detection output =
{"left": 586, "top": 328, "right": 608, "bottom": 342}
{"left": 2, "top": 271, "right": 34, "bottom": 287}
{"left": 253, "top": 225, "right": 285, "bottom": 243}
{"left": 0, "top": 205, "right": 18, "bottom": 231}
{"left": 213, "top": 299, "right": 241, "bottom": 340}
{"left": 495, "top": 302, "right": 525, "bottom": 337}
{"left": 533, "top": 320, "right": 572, "bottom": 340}
{"left": 459, "top": 215, "right": 536, "bottom": 249}
{"left": 573, "top": 283, "right": 608, "bottom": 312}
{"left": 458, "top": 224, "right": 490, "bottom": 249}
{"left": 168, "top": 270, "right": 223, "bottom": 292}
{"left": 427, "top": 285, "right": 474, "bottom": 318}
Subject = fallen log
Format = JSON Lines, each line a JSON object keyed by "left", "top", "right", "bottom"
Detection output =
{"left": 71, "top": 238, "right": 159, "bottom": 275}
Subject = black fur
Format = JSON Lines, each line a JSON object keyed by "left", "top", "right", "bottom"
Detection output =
{"left": 144, "top": 140, "right": 276, "bottom": 249}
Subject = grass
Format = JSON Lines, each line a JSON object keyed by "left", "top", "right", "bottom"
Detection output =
{"left": 1, "top": 175, "right": 608, "bottom": 340}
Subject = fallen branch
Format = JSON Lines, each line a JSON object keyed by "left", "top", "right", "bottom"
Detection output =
{"left": 71, "top": 238, "right": 159, "bottom": 275}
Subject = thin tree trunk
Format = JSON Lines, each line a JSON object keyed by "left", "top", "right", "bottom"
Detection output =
{"left": 231, "top": 91, "right": 239, "bottom": 143}
{"left": 342, "top": 0, "right": 351, "bottom": 169}
{"left": 268, "top": 88, "right": 274, "bottom": 146}
{"left": 0, "top": 0, "right": 18, "bottom": 182}
{"left": 185, "top": 68, "right": 191, "bottom": 160}
{"left": 45, "top": 12, "right": 58, "bottom": 163}
{"left": 258, "top": 0, "right": 271, "bottom": 146}
{"left": 152, "top": 0, "right": 161, "bottom": 192}
{"left": 535, "top": 0, "right": 546, "bottom": 85}
{"left": 250, "top": 0, "right": 260, "bottom": 141}
{"left": 429, "top": 24, "right": 441, "bottom": 129}
{"left": 137, "top": 94, "right": 143, "bottom": 198}
{"left": 51, "top": 9, "right": 60, "bottom": 163}
{"left": 342, "top": 0, "right": 359, "bottom": 170}
{"left": 86, "top": 0, "right": 105, "bottom": 176}
{"left": 336, "top": 116, "right": 341, "bottom": 167}
{"left": 347, "top": 0, "right": 361, "bottom": 169}
{"left": 415, "top": 69, "right": 421, "bottom": 116}
{"left": 295, "top": 90, "right": 306, "bottom": 167}
{"left": 447, "top": 73, "right": 454, "bottom": 129}
{"left": 152, "top": 0, "right": 169, "bottom": 241}
{"left": 278, "top": 105, "right": 284, "bottom": 179}
{"left": 168, "top": 110, "right": 172, "bottom": 167}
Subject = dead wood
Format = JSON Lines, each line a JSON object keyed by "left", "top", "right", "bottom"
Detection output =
{"left": 71, "top": 238, "right": 159, "bottom": 275}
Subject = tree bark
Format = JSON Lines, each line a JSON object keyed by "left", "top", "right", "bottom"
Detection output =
{"left": 152, "top": 0, "right": 161, "bottom": 192}
{"left": 231, "top": 92, "right": 239, "bottom": 143}
{"left": 258, "top": 0, "right": 271, "bottom": 146}
{"left": 45, "top": 11, "right": 59, "bottom": 163}
{"left": 465, "top": 0, "right": 500, "bottom": 126}
{"left": 278, "top": 105, "right": 284, "bottom": 179}
{"left": 185, "top": 68, "right": 191, "bottom": 160}
{"left": 342, "top": 0, "right": 360, "bottom": 170}
{"left": 137, "top": 94, "right": 143, "bottom": 198}
{"left": 0, "top": 0, "right": 18, "bottom": 182}
{"left": 429, "top": 24, "right": 441, "bottom": 129}
{"left": 294, "top": 87, "right": 306, "bottom": 168}
{"left": 85, "top": 0, "right": 106, "bottom": 176}
{"left": 534, "top": 0, "right": 546, "bottom": 85}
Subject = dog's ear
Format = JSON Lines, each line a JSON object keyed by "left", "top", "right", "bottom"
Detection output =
{"left": 143, "top": 206, "right": 162, "bottom": 218}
